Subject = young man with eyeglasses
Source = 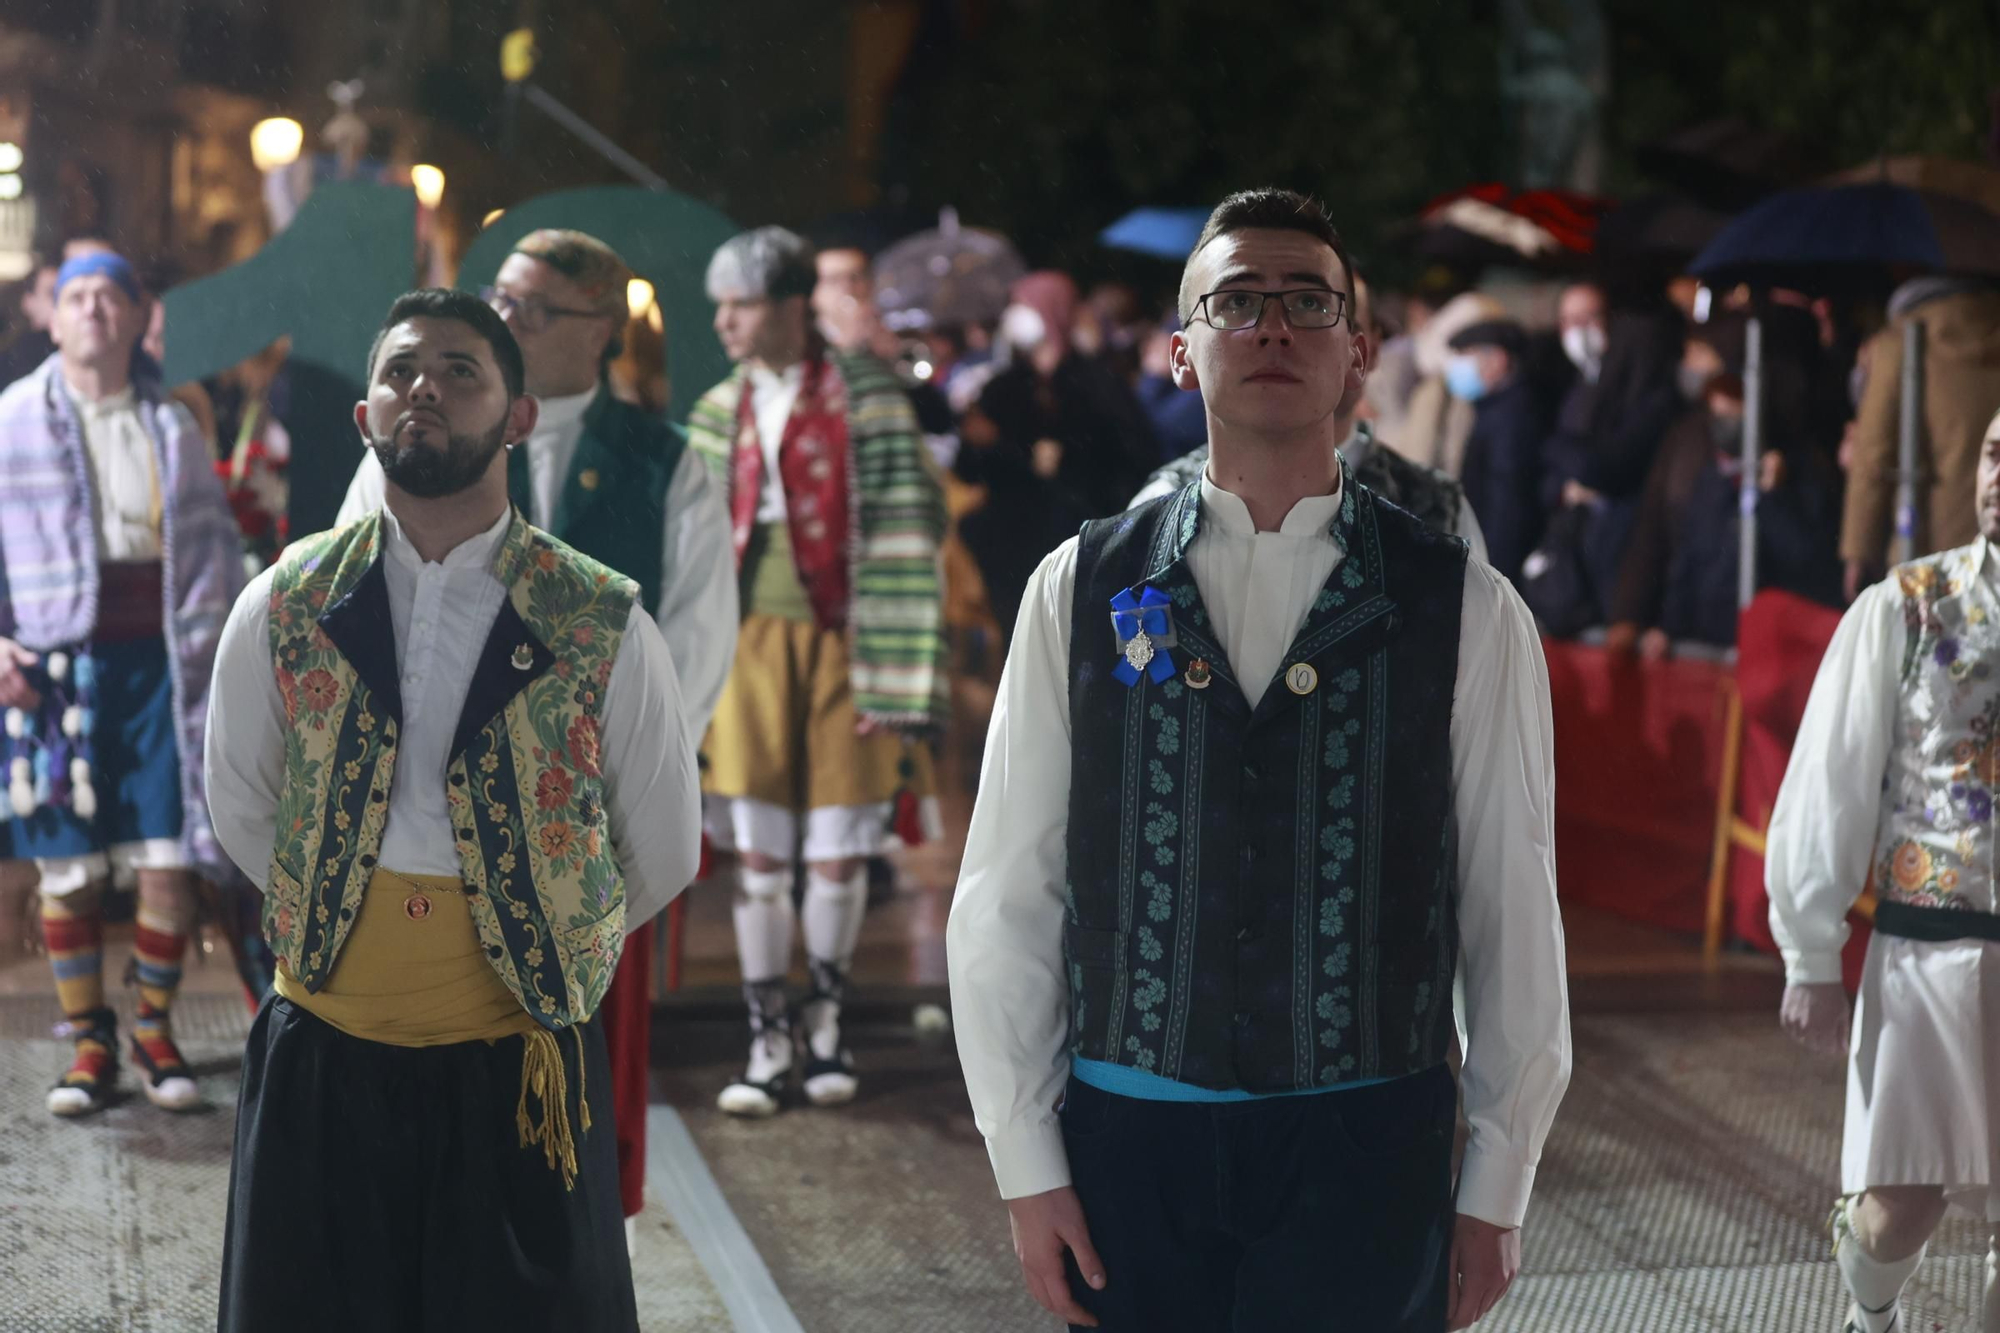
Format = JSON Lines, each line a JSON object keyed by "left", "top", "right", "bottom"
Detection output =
{"left": 948, "top": 188, "right": 1570, "bottom": 1331}
{"left": 337, "top": 231, "right": 737, "bottom": 1246}
{"left": 1131, "top": 275, "right": 1489, "bottom": 564}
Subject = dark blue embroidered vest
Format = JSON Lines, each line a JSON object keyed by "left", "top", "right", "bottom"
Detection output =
{"left": 1063, "top": 471, "right": 1466, "bottom": 1091}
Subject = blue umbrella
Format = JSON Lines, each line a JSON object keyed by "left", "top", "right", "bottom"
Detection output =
{"left": 1100, "top": 207, "right": 1211, "bottom": 260}
{"left": 1690, "top": 182, "right": 2000, "bottom": 291}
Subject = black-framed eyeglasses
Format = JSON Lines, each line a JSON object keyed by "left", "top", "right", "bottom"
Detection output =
{"left": 1191, "top": 287, "right": 1350, "bottom": 332}
{"left": 480, "top": 286, "right": 608, "bottom": 334}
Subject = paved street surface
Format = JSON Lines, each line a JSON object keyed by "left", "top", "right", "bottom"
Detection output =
{"left": 0, "top": 886, "right": 1991, "bottom": 1331}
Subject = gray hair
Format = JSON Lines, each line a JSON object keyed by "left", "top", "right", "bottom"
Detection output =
{"left": 706, "top": 226, "right": 816, "bottom": 302}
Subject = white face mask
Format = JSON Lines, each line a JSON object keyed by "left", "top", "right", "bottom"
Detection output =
{"left": 1561, "top": 323, "right": 1605, "bottom": 382}
{"left": 999, "top": 303, "right": 1047, "bottom": 352}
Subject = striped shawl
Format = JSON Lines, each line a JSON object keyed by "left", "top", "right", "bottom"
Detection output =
{"left": 688, "top": 350, "right": 947, "bottom": 730}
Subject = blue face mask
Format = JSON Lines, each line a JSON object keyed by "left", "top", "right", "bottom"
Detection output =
{"left": 1445, "top": 354, "right": 1489, "bottom": 403}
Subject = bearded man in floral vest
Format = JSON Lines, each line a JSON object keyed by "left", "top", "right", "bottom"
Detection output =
{"left": 689, "top": 226, "right": 948, "bottom": 1117}
{"left": 1768, "top": 405, "right": 2000, "bottom": 1333}
{"left": 203, "top": 288, "right": 700, "bottom": 1332}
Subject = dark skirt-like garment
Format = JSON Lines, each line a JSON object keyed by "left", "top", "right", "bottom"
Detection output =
{"left": 217, "top": 995, "right": 636, "bottom": 1333}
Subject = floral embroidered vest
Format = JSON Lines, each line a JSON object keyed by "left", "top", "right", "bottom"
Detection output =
{"left": 263, "top": 510, "right": 636, "bottom": 1029}
{"left": 1875, "top": 542, "right": 2000, "bottom": 917}
{"left": 1063, "top": 465, "right": 1467, "bottom": 1091}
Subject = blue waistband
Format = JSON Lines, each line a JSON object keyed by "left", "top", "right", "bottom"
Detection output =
{"left": 1071, "top": 1057, "right": 1403, "bottom": 1103}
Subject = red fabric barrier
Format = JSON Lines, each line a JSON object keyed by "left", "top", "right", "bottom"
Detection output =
{"left": 1728, "top": 592, "right": 1873, "bottom": 989}
{"left": 1545, "top": 639, "right": 1730, "bottom": 934}
{"left": 600, "top": 918, "right": 653, "bottom": 1220}
{"left": 1545, "top": 593, "right": 1872, "bottom": 990}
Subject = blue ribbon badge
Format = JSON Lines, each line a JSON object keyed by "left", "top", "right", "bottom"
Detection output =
{"left": 1111, "top": 586, "right": 1176, "bottom": 687}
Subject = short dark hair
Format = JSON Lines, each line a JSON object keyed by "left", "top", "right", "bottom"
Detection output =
{"left": 367, "top": 288, "right": 526, "bottom": 399}
{"left": 1178, "top": 188, "right": 1356, "bottom": 329}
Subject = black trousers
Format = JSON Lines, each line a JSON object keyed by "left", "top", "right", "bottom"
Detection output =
{"left": 218, "top": 996, "right": 636, "bottom": 1333}
{"left": 1061, "top": 1064, "right": 1456, "bottom": 1332}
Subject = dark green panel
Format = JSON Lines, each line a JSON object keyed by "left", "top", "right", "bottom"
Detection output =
{"left": 160, "top": 183, "right": 417, "bottom": 538}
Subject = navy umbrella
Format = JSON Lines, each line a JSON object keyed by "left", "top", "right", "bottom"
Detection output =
{"left": 1691, "top": 182, "right": 2000, "bottom": 609}
{"left": 1690, "top": 182, "right": 2000, "bottom": 291}
{"left": 1099, "top": 207, "right": 1211, "bottom": 260}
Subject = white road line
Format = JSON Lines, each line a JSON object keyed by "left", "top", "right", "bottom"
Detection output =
{"left": 646, "top": 1104, "right": 808, "bottom": 1333}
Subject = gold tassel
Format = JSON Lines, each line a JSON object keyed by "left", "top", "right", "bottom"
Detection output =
{"left": 575, "top": 1024, "right": 592, "bottom": 1133}
{"left": 516, "top": 1027, "right": 579, "bottom": 1191}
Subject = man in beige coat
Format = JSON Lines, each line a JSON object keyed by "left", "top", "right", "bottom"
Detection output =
{"left": 1842, "top": 280, "right": 2000, "bottom": 598}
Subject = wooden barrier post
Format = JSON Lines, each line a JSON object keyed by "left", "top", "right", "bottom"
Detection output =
{"left": 1703, "top": 676, "right": 1746, "bottom": 967}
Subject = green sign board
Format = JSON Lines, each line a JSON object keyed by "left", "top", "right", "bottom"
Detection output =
{"left": 160, "top": 182, "right": 739, "bottom": 535}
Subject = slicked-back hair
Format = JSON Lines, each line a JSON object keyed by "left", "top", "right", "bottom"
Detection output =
{"left": 367, "top": 287, "right": 526, "bottom": 400}
{"left": 1178, "top": 188, "right": 1356, "bottom": 330}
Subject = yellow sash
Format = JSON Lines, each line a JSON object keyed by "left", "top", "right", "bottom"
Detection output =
{"left": 274, "top": 869, "right": 591, "bottom": 1187}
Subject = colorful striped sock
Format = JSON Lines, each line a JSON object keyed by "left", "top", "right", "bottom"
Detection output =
{"left": 132, "top": 907, "right": 187, "bottom": 1023}
{"left": 39, "top": 893, "right": 105, "bottom": 1021}
{"left": 131, "top": 908, "right": 188, "bottom": 1073}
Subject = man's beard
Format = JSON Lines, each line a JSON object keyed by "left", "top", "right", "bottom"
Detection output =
{"left": 369, "top": 415, "right": 508, "bottom": 499}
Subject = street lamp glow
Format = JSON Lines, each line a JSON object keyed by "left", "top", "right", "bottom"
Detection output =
{"left": 0, "top": 144, "right": 22, "bottom": 173}
{"left": 626, "top": 277, "right": 655, "bottom": 318}
{"left": 411, "top": 164, "right": 446, "bottom": 210}
{"left": 482, "top": 208, "right": 505, "bottom": 228}
{"left": 0, "top": 175, "right": 23, "bottom": 202}
{"left": 249, "top": 118, "right": 304, "bottom": 172}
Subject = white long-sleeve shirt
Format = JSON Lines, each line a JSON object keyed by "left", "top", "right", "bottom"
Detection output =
{"left": 1761, "top": 563, "right": 1996, "bottom": 986}
{"left": 946, "top": 474, "right": 1571, "bottom": 1230}
{"left": 203, "top": 504, "right": 702, "bottom": 935}
{"left": 337, "top": 389, "right": 739, "bottom": 731}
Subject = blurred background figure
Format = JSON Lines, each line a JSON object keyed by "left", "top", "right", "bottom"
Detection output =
{"left": 1840, "top": 276, "right": 2000, "bottom": 598}
{"left": 1449, "top": 316, "right": 1548, "bottom": 582}
{"left": 1393, "top": 289, "right": 1509, "bottom": 478}
{"left": 1607, "top": 316, "right": 1843, "bottom": 656}
{"left": 953, "top": 269, "right": 1156, "bottom": 638}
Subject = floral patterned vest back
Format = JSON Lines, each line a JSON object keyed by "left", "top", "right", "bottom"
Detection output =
{"left": 1877, "top": 541, "right": 2000, "bottom": 918}
{"left": 263, "top": 510, "right": 637, "bottom": 1029}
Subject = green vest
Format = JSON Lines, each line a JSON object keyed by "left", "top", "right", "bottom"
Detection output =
{"left": 262, "top": 510, "right": 638, "bottom": 1029}
{"left": 507, "top": 390, "right": 685, "bottom": 616}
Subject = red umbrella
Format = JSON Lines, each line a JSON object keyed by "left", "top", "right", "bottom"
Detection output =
{"left": 1417, "top": 183, "right": 1612, "bottom": 264}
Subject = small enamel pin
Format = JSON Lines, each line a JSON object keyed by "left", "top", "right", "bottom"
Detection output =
{"left": 579, "top": 468, "right": 600, "bottom": 491}
{"left": 1285, "top": 663, "right": 1318, "bottom": 696}
{"left": 1111, "top": 587, "right": 1176, "bottom": 687}
{"left": 1185, "top": 658, "right": 1212, "bottom": 690}
{"left": 511, "top": 644, "right": 534, "bottom": 671}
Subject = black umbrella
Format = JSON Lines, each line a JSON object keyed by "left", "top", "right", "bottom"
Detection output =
{"left": 1690, "top": 182, "right": 2000, "bottom": 293}
{"left": 1635, "top": 117, "right": 1823, "bottom": 211}
{"left": 1593, "top": 192, "right": 1731, "bottom": 266}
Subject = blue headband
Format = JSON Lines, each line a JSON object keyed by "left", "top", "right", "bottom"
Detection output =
{"left": 55, "top": 253, "right": 140, "bottom": 303}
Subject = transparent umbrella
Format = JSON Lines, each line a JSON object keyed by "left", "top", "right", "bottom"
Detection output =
{"left": 873, "top": 207, "right": 1026, "bottom": 332}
